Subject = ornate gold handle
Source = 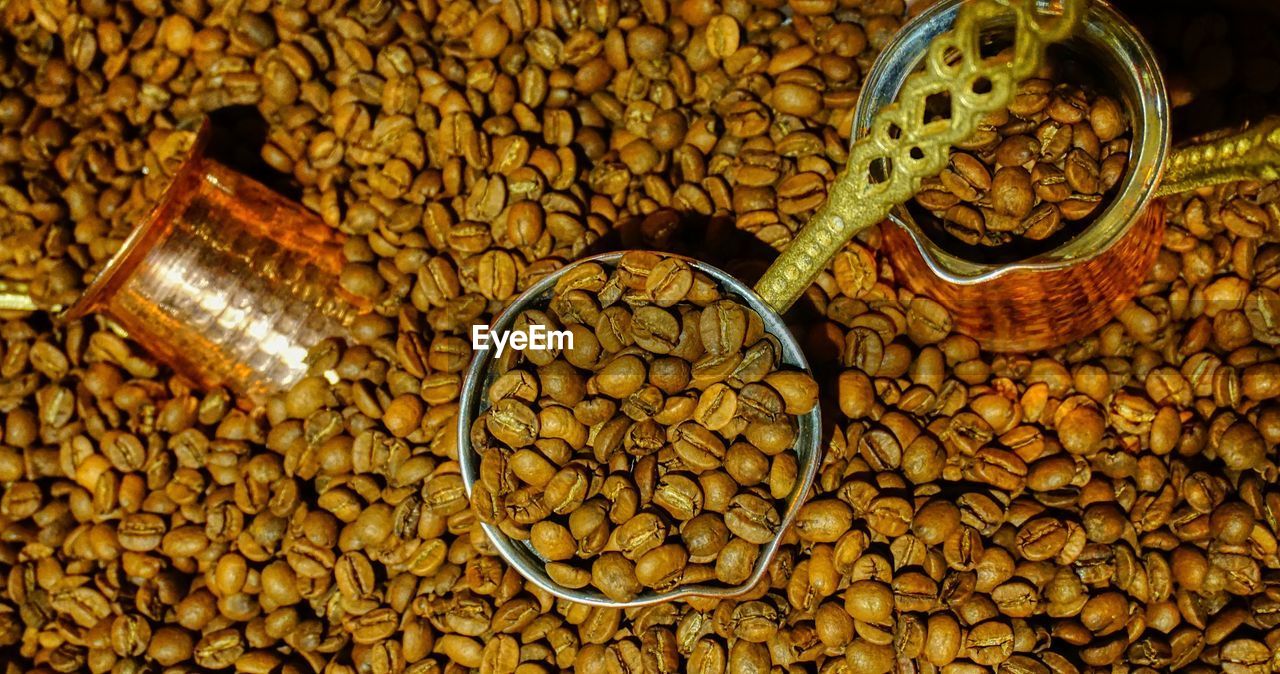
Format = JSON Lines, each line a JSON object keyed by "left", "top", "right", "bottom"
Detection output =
{"left": 1156, "top": 117, "right": 1280, "bottom": 197}
{"left": 753, "top": 0, "right": 1086, "bottom": 313}
{"left": 0, "top": 280, "right": 36, "bottom": 313}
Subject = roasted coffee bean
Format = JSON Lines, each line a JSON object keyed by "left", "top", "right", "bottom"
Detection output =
{"left": 941, "top": 153, "right": 992, "bottom": 201}
{"left": 682, "top": 512, "right": 730, "bottom": 559}
{"left": 725, "top": 493, "right": 782, "bottom": 544}
{"left": 1022, "top": 203, "right": 1063, "bottom": 240}
{"left": 646, "top": 258, "right": 694, "bottom": 307}
{"left": 700, "top": 300, "right": 748, "bottom": 356}
{"left": 1089, "top": 95, "right": 1128, "bottom": 142}
{"left": 794, "top": 499, "right": 853, "bottom": 543}
{"left": 674, "top": 421, "right": 728, "bottom": 471}
{"left": 942, "top": 204, "right": 986, "bottom": 245}
{"left": 634, "top": 544, "right": 688, "bottom": 588}
{"left": 994, "top": 135, "right": 1042, "bottom": 167}
{"left": 918, "top": 179, "right": 961, "bottom": 211}
{"left": 1032, "top": 163, "right": 1072, "bottom": 203}
{"left": 1037, "top": 119, "right": 1074, "bottom": 162}
{"left": 1010, "top": 79, "right": 1052, "bottom": 118}
{"left": 1064, "top": 148, "right": 1101, "bottom": 195}
{"left": 715, "top": 537, "right": 760, "bottom": 585}
{"left": 992, "top": 166, "right": 1035, "bottom": 217}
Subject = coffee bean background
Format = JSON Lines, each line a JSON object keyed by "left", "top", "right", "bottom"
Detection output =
{"left": 2, "top": 0, "right": 1280, "bottom": 673}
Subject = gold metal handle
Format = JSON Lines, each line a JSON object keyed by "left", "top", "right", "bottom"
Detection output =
{"left": 1156, "top": 117, "right": 1280, "bottom": 197}
{"left": 0, "top": 280, "right": 36, "bottom": 313}
{"left": 753, "top": 0, "right": 1086, "bottom": 313}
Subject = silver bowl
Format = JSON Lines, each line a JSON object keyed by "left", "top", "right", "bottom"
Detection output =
{"left": 457, "top": 251, "right": 822, "bottom": 608}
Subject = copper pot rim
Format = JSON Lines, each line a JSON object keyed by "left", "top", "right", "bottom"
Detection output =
{"left": 62, "top": 118, "right": 212, "bottom": 323}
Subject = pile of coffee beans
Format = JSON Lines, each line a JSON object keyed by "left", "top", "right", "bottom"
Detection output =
{"left": 470, "top": 252, "right": 818, "bottom": 600}
{"left": 4, "top": 0, "right": 1280, "bottom": 673}
{"left": 916, "top": 65, "right": 1132, "bottom": 247}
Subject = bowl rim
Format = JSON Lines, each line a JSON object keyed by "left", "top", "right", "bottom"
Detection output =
{"left": 457, "top": 250, "right": 822, "bottom": 608}
{"left": 852, "top": 0, "right": 1171, "bottom": 284}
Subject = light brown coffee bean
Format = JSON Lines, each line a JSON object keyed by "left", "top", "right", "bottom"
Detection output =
{"left": 1022, "top": 203, "right": 1062, "bottom": 240}
{"left": 635, "top": 544, "right": 688, "bottom": 588}
{"left": 725, "top": 494, "right": 781, "bottom": 544}
{"left": 700, "top": 300, "right": 748, "bottom": 356}
{"left": 1036, "top": 119, "right": 1073, "bottom": 162}
{"left": 992, "top": 166, "right": 1034, "bottom": 217}
{"left": 1031, "top": 163, "right": 1071, "bottom": 203}
{"left": 646, "top": 258, "right": 694, "bottom": 307}
{"left": 610, "top": 512, "right": 665, "bottom": 559}
{"left": 1089, "top": 95, "right": 1127, "bottom": 142}
{"left": 693, "top": 383, "right": 737, "bottom": 430}
{"left": 682, "top": 512, "right": 730, "bottom": 559}
{"left": 794, "top": 499, "right": 853, "bottom": 543}
{"left": 1064, "top": 148, "right": 1100, "bottom": 195}
{"left": 1047, "top": 87, "right": 1089, "bottom": 124}
{"left": 1009, "top": 79, "right": 1052, "bottom": 118}
{"left": 673, "top": 421, "right": 727, "bottom": 471}
{"left": 993, "top": 135, "right": 1041, "bottom": 167}
{"left": 653, "top": 473, "right": 703, "bottom": 520}
{"left": 705, "top": 15, "right": 740, "bottom": 59}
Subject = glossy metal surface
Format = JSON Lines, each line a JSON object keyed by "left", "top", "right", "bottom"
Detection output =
{"left": 64, "top": 122, "right": 365, "bottom": 403}
{"left": 0, "top": 280, "right": 35, "bottom": 314}
{"left": 854, "top": 0, "right": 1171, "bottom": 352}
{"left": 1158, "top": 116, "right": 1280, "bottom": 196}
{"left": 458, "top": 252, "right": 821, "bottom": 608}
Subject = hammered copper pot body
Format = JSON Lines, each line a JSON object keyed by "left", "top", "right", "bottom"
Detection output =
{"left": 66, "top": 123, "right": 365, "bottom": 403}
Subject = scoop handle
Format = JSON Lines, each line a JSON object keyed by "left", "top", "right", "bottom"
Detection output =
{"left": 752, "top": 173, "right": 878, "bottom": 313}
{"left": 1157, "top": 117, "right": 1280, "bottom": 197}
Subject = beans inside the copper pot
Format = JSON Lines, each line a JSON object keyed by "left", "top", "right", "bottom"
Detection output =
{"left": 916, "top": 59, "right": 1133, "bottom": 248}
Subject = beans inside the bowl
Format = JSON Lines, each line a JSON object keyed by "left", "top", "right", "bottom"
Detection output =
{"left": 469, "top": 252, "right": 818, "bottom": 601}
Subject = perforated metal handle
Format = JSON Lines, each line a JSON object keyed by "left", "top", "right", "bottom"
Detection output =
{"left": 753, "top": 0, "right": 1086, "bottom": 313}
